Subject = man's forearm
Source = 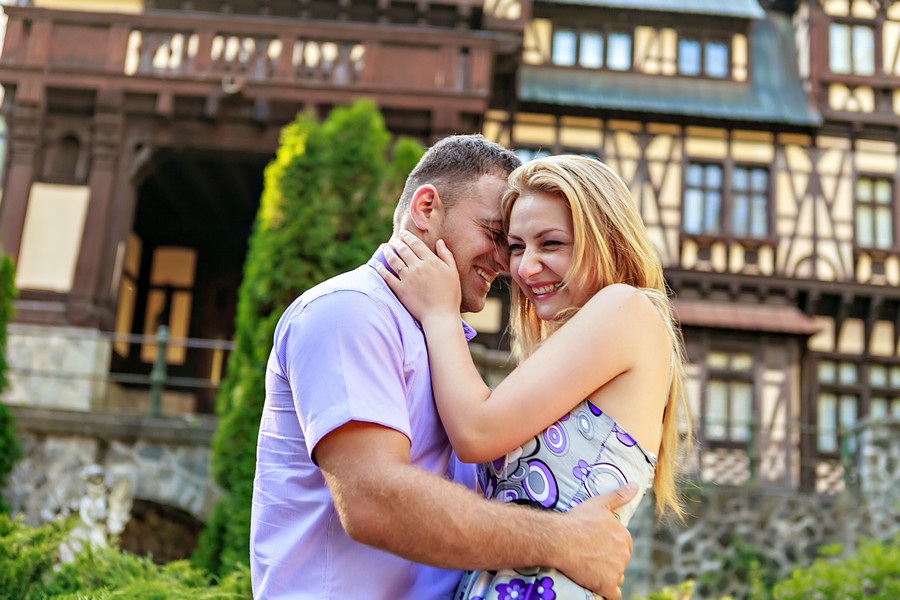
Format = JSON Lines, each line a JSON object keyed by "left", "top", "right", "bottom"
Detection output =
{"left": 331, "top": 458, "right": 564, "bottom": 571}
{"left": 317, "top": 421, "right": 634, "bottom": 598}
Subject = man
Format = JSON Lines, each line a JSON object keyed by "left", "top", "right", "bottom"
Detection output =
{"left": 250, "top": 134, "right": 637, "bottom": 599}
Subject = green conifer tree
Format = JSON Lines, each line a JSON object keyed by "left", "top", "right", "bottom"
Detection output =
{"left": 193, "top": 100, "right": 423, "bottom": 575}
{"left": 0, "top": 252, "right": 19, "bottom": 513}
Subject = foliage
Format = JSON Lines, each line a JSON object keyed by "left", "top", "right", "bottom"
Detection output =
{"left": 193, "top": 100, "right": 424, "bottom": 575}
{"left": 0, "top": 513, "right": 250, "bottom": 600}
{"left": 772, "top": 536, "right": 900, "bottom": 600}
{"left": 635, "top": 535, "right": 900, "bottom": 600}
{"left": 0, "top": 251, "right": 19, "bottom": 513}
{"left": 634, "top": 580, "right": 698, "bottom": 600}
{"left": 0, "top": 513, "right": 67, "bottom": 599}
{"left": 697, "top": 535, "right": 781, "bottom": 599}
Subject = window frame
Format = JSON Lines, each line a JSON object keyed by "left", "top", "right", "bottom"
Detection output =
{"left": 682, "top": 159, "right": 774, "bottom": 241}
{"left": 548, "top": 23, "right": 634, "bottom": 72}
{"left": 853, "top": 173, "right": 896, "bottom": 251}
{"left": 702, "top": 349, "right": 757, "bottom": 449}
{"left": 676, "top": 33, "right": 733, "bottom": 80}
{"left": 811, "top": 354, "right": 900, "bottom": 459}
{"left": 828, "top": 20, "right": 878, "bottom": 77}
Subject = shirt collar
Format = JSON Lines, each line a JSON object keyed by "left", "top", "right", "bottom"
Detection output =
{"left": 369, "top": 248, "right": 477, "bottom": 342}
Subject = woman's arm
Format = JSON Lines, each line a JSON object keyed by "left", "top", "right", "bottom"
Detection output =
{"left": 379, "top": 233, "right": 663, "bottom": 463}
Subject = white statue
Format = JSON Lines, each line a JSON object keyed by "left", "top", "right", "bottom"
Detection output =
{"left": 59, "top": 464, "right": 133, "bottom": 563}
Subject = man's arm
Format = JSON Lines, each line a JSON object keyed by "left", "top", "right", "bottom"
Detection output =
{"left": 315, "top": 420, "right": 637, "bottom": 600}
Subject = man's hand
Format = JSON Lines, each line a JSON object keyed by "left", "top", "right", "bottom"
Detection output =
{"left": 552, "top": 482, "right": 639, "bottom": 600}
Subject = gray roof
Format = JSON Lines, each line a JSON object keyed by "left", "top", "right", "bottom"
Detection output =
{"left": 519, "top": 13, "right": 822, "bottom": 127}
{"left": 543, "top": 0, "right": 766, "bottom": 19}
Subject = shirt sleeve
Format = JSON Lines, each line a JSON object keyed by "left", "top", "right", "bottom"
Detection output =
{"left": 276, "top": 290, "right": 410, "bottom": 457}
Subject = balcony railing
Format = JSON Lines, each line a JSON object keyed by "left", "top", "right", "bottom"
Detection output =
{"left": 0, "top": 5, "right": 497, "bottom": 109}
{"left": 2, "top": 323, "right": 869, "bottom": 495}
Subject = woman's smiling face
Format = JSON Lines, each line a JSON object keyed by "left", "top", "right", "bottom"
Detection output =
{"left": 507, "top": 191, "right": 594, "bottom": 321}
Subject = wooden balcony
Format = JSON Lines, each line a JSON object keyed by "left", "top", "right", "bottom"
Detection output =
{"left": 0, "top": 5, "right": 507, "bottom": 132}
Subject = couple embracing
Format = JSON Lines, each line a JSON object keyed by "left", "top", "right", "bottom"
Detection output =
{"left": 250, "top": 135, "right": 688, "bottom": 600}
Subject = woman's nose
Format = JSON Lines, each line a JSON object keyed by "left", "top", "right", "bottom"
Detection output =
{"left": 517, "top": 249, "right": 542, "bottom": 279}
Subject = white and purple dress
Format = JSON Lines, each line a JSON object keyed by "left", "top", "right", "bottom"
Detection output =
{"left": 454, "top": 399, "right": 656, "bottom": 600}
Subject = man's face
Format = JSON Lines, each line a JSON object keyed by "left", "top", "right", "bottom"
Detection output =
{"left": 436, "top": 174, "right": 509, "bottom": 314}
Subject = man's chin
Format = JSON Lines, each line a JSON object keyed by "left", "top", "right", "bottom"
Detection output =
{"left": 460, "top": 298, "right": 486, "bottom": 315}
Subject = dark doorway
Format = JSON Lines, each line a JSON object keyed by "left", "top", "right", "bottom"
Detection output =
{"left": 110, "top": 149, "right": 269, "bottom": 413}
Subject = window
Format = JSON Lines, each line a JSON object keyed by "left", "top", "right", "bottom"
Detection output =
{"left": 683, "top": 161, "right": 770, "bottom": 238}
{"left": 678, "top": 37, "right": 730, "bottom": 78}
{"left": 684, "top": 163, "right": 723, "bottom": 235}
{"left": 855, "top": 176, "right": 893, "bottom": 249}
{"left": 140, "top": 246, "right": 197, "bottom": 365}
{"left": 704, "top": 351, "right": 754, "bottom": 444}
{"left": 816, "top": 359, "right": 860, "bottom": 454}
{"left": 114, "top": 235, "right": 142, "bottom": 357}
{"left": 607, "top": 32, "right": 632, "bottom": 71}
{"left": 829, "top": 22, "right": 875, "bottom": 75}
{"left": 815, "top": 358, "right": 900, "bottom": 456}
{"left": 732, "top": 165, "right": 769, "bottom": 237}
{"left": 550, "top": 27, "right": 632, "bottom": 71}
{"left": 868, "top": 364, "right": 900, "bottom": 420}
{"left": 551, "top": 29, "right": 577, "bottom": 66}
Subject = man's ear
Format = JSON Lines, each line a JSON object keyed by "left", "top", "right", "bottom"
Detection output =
{"left": 408, "top": 184, "right": 444, "bottom": 233}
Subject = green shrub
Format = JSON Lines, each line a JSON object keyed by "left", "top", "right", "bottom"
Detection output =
{"left": 696, "top": 536, "right": 781, "bottom": 600}
{"left": 772, "top": 536, "right": 900, "bottom": 600}
{"left": 0, "top": 251, "right": 19, "bottom": 513}
{"left": 635, "top": 580, "right": 697, "bottom": 600}
{"left": 0, "top": 513, "right": 67, "bottom": 599}
{"left": 194, "top": 100, "right": 424, "bottom": 575}
{"left": 637, "top": 535, "right": 900, "bottom": 600}
{"left": 0, "top": 513, "right": 250, "bottom": 600}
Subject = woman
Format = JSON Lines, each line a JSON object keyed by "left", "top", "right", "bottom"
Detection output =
{"left": 378, "top": 155, "right": 689, "bottom": 599}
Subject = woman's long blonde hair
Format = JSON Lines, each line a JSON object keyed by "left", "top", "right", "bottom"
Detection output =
{"left": 501, "top": 155, "right": 690, "bottom": 518}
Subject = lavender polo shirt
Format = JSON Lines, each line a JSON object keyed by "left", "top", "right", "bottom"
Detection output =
{"left": 250, "top": 252, "right": 477, "bottom": 599}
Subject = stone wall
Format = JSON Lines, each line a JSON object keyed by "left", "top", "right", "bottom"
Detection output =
{"left": 623, "top": 418, "right": 900, "bottom": 599}
{"left": 3, "top": 402, "right": 897, "bottom": 595}
{"left": 4, "top": 405, "right": 219, "bottom": 562}
{"left": 4, "top": 325, "right": 112, "bottom": 411}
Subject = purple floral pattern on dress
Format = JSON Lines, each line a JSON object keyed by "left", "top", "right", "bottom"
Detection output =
{"left": 613, "top": 423, "right": 637, "bottom": 447}
{"left": 494, "top": 577, "right": 556, "bottom": 600}
{"left": 460, "top": 399, "right": 657, "bottom": 599}
{"left": 572, "top": 459, "right": 591, "bottom": 482}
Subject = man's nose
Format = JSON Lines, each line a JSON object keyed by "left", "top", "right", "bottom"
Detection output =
{"left": 492, "top": 241, "right": 510, "bottom": 273}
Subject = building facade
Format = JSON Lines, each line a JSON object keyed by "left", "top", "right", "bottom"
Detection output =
{"left": 0, "top": 0, "right": 898, "bottom": 500}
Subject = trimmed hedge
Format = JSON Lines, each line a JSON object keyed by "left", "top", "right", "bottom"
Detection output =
{"left": 0, "top": 250, "right": 19, "bottom": 513}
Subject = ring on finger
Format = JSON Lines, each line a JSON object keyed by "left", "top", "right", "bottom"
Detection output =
{"left": 396, "top": 265, "right": 405, "bottom": 274}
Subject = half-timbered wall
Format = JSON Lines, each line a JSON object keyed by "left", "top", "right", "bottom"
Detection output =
{"left": 487, "top": 110, "right": 900, "bottom": 286}
{"left": 485, "top": 74, "right": 900, "bottom": 490}
{"left": 807, "top": 0, "right": 900, "bottom": 119}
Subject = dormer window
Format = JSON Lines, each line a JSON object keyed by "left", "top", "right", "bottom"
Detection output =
{"left": 678, "top": 36, "right": 730, "bottom": 78}
{"left": 550, "top": 27, "right": 632, "bottom": 71}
